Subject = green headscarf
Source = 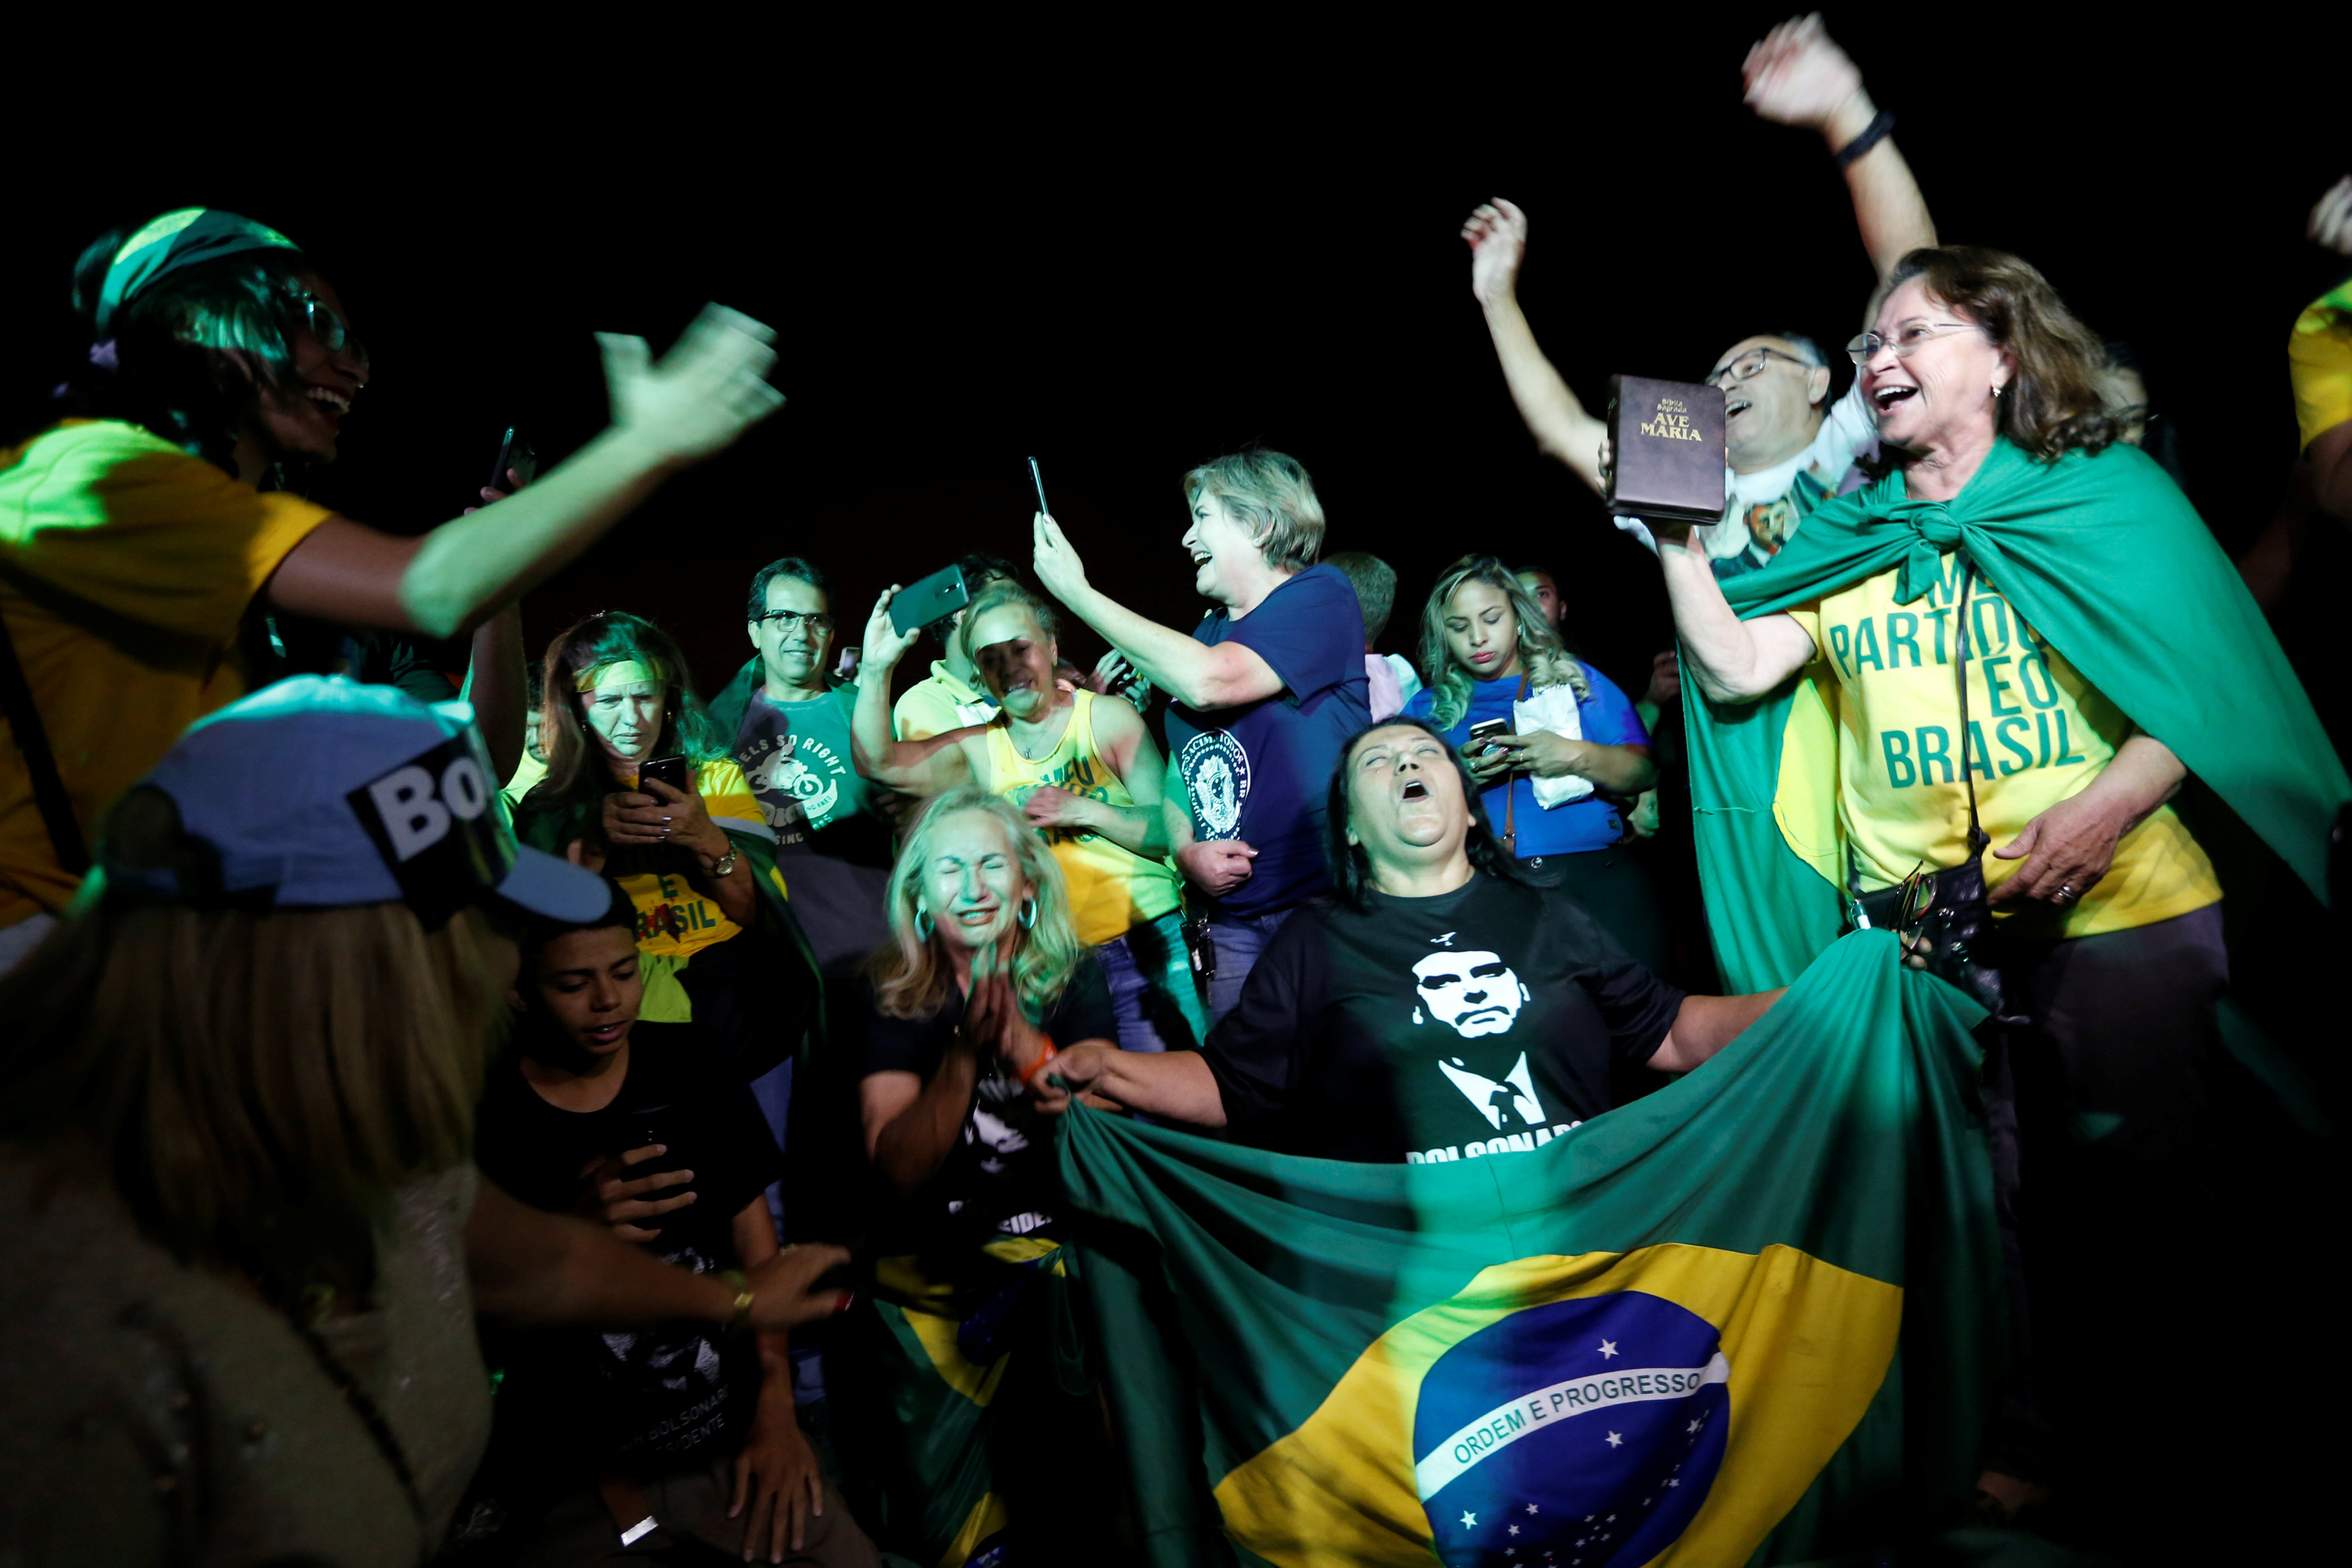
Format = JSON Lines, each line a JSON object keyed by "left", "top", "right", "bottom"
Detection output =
{"left": 1684, "top": 437, "right": 2349, "bottom": 992}
{"left": 93, "top": 208, "right": 302, "bottom": 337}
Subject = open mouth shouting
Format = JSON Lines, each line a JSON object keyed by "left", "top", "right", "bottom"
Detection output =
{"left": 1871, "top": 382, "right": 1919, "bottom": 414}
{"left": 304, "top": 382, "right": 358, "bottom": 429}
{"left": 1398, "top": 777, "right": 1431, "bottom": 803}
{"left": 1725, "top": 395, "right": 1753, "bottom": 425}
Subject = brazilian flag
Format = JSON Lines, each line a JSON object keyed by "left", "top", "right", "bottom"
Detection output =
{"left": 1059, "top": 929, "right": 2001, "bottom": 1567}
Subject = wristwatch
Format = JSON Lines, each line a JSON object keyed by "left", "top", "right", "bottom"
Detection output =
{"left": 708, "top": 846, "right": 740, "bottom": 878}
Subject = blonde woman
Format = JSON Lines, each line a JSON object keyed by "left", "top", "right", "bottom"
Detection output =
{"left": 0, "top": 678, "right": 848, "bottom": 1566}
{"left": 850, "top": 579, "right": 1205, "bottom": 1053}
{"left": 1030, "top": 449, "right": 1372, "bottom": 1018}
{"left": 835, "top": 787, "right": 1122, "bottom": 1565}
{"left": 1403, "top": 556, "right": 1665, "bottom": 969}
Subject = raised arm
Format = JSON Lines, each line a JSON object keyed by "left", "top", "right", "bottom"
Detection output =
{"left": 1031, "top": 514, "right": 1283, "bottom": 711}
{"left": 1461, "top": 200, "right": 1609, "bottom": 496}
{"left": 1743, "top": 14, "right": 1935, "bottom": 286}
{"left": 266, "top": 306, "right": 786, "bottom": 639}
{"left": 1658, "top": 535, "right": 1818, "bottom": 702}
{"left": 849, "top": 586, "right": 980, "bottom": 794}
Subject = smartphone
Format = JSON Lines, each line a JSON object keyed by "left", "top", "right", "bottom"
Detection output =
{"left": 1027, "top": 455, "right": 1051, "bottom": 516}
{"left": 890, "top": 564, "right": 971, "bottom": 636}
{"left": 489, "top": 427, "right": 538, "bottom": 492}
{"left": 1467, "top": 718, "right": 1510, "bottom": 754}
{"left": 638, "top": 754, "right": 689, "bottom": 795}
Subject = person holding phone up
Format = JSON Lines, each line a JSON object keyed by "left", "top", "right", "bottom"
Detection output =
{"left": 1402, "top": 556, "right": 1665, "bottom": 971}
{"left": 1030, "top": 449, "right": 1372, "bottom": 1020}
{"left": 513, "top": 611, "right": 814, "bottom": 1082}
{"left": 850, "top": 579, "right": 1207, "bottom": 1053}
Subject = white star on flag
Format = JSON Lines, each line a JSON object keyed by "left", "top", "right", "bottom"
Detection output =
{"left": 1687, "top": 1418, "right": 1703, "bottom": 1433}
{"left": 1667, "top": 1478, "right": 1679, "bottom": 1487}
{"left": 1597, "top": 1339, "right": 1620, "bottom": 1359}
{"left": 1527, "top": 1504, "right": 1540, "bottom": 1514}
{"left": 1461, "top": 1512, "right": 1477, "bottom": 1528}
{"left": 1509, "top": 1525, "right": 1520, "bottom": 1536}
{"left": 1605, "top": 1431, "right": 1624, "bottom": 1448}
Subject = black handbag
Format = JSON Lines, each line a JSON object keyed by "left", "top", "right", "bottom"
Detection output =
{"left": 1847, "top": 558, "right": 2013, "bottom": 1020}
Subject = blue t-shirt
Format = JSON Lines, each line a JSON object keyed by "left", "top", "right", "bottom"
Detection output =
{"left": 1404, "top": 666, "right": 1648, "bottom": 858}
{"left": 1165, "top": 564, "right": 1372, "bottom": 917}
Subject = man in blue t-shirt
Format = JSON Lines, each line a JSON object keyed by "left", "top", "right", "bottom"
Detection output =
{"left": 1032, "top": 449, "right": 1371, "bottom": 1019}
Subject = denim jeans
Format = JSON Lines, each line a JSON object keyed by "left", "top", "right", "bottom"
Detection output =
{"left": 1095, "top": 908, "right": 1208, "bottom": 1053}
{"left": 1202, "top": 905, "right": 1297, "bottom": 1024}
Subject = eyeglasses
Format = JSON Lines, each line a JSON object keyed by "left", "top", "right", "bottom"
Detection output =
{"left": 1705, "top": 347, "right": 1812, "bottom": 386}
{"left": 1892, "top": 861, "right": 1938, "bottom": 935}
{"left": 757, "top": 609, "right": 834, "bottom": 636}
{"left": 292, "top": 291, "right": 368, "bottom": 363}
{"left": 1846, "top": 321, "right": 1984, "bottom": 365}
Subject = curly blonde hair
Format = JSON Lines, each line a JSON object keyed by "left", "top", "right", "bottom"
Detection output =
{"left": 1417, "top": 555, "right": 1589, "bottom": 730}
{"left": 871, "top": 788, "right": 1087, "bottom": 1022}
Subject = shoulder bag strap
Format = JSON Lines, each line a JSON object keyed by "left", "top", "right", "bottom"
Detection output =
{"left": 0, "top": 603, "right": 89, "bottom": 876}
{"left": 1953, "top": 557, "right": 1989, "bottom": 860}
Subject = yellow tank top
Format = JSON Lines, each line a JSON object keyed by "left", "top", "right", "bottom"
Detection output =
{"left": 982, "top": 691, "right": 1183, "bottom": 947}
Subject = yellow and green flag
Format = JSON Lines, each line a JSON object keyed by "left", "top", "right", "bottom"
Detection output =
{"left": 1059, "top": 929, "right": 2001, "bottom": 1567}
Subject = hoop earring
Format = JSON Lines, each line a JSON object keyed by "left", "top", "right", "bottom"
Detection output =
{"left": 1019, "top": 898, "right": 1038, "bottom": 930}
{"left": 914, "top": 906, "right": 934, "bottom": 941}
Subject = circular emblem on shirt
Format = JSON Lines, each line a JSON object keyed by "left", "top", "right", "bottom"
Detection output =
{"left": 1177, "top": 729, "right": 1251, "bottom": 839}
{"left": 1413, "top": 1292, "right": 1729, "bottom": 1566}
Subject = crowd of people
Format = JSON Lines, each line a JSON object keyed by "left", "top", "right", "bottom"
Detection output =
{"left": 1, "top": 15, "right": 2347, "bottom": 1567}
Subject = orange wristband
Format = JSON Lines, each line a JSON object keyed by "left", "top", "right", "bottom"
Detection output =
{"left": 1019, "top": 1035, "right": 1060, "bottom": 1086}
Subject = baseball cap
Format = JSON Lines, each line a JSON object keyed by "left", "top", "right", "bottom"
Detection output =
{"left": 111, "top": 674, "right": 607, "bottom": 926}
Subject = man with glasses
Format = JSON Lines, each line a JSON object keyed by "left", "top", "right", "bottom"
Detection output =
{"left": 711, "top": 557, "right": 896, "bottom": 874}
{"left": 1460, "top": 15, "right": 1934, "bottom": 580}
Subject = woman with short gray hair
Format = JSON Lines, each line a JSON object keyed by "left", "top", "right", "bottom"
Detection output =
{"left": 1032, "top": 448, "right": 1372, "bottom": 1018}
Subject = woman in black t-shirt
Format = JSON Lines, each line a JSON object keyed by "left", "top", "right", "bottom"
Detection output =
{"left": 839, "top": 787, "right": 1124, "bottom": 1567}
{"left": 1038, "top": 719, "right": 1789, "bottom": 1163}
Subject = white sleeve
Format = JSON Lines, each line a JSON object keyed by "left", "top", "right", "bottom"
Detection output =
{"left": 1820, "top": 379, "right": 1880, "bottom": 465}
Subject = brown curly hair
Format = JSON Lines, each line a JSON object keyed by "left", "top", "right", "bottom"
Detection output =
{"left": 1882, "top": 246, "right": 2118, "bottom": 464}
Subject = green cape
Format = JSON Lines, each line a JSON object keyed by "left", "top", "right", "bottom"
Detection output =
{"left": 1687, "top": 437, "right": 2350, "bottom": 992}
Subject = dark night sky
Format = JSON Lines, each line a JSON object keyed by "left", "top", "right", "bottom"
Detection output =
{"left": 6, "top": 16, "right": 2336, "bottom": 707}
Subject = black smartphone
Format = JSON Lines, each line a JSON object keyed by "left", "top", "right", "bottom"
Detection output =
{"left": 1027, "top": 455, "right": 1050, "bottom": 516}
{"left": 490, "top": 427, "right": 538, "bottom": 492}
{"left": 630, "top": 1107, "right": 687, "bottom": 1181}
{"left": 1467, "top": 718, "right": 1510, "bottom": 754}
{"left": 890, "top": 564, "right": 970, "bottom": 636}
{"left": 639, "top": 754, "right": 689, "bottom": 795}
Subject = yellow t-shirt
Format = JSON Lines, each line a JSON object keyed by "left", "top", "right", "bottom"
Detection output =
{"left": 980, "top": 690, "right": 1182, "bottom": 948}
{"left": 615, "top": 757, "right": 769, "bottom": 959}
{"left": 1786, "top": 554, "right": 2220, "bottom": 939}
{"left": 0, "top": 421, "right": 331, "bottom": 925}
{"left": 2289, "top": 286, "right": 2352, "bottom": 453}
{"left": 892, "top": 660, "right": 998, "bottom": 742}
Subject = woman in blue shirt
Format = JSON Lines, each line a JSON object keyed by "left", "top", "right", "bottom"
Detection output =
{"left": 1403, "top": 556, "right": 1666, "bottom": 970}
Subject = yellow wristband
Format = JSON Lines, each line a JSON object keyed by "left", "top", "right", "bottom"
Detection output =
{"left": 718, "top": 1268, "right": 755, "bottom": 1333}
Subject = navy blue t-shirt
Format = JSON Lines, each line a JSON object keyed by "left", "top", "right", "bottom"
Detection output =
{"left": 1404, "top": 668, "right": 1649, "bottom": 857}
{"left": 1165, "top": 564, "right": 1371, "bottom": 918}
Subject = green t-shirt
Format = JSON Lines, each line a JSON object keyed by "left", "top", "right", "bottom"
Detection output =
{"left": 730, "top": 682, "right": 895, "bottom": 868}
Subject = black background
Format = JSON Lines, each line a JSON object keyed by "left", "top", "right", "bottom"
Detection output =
{"left": 5, "top": 16, "right": 2337, "bottom": 707}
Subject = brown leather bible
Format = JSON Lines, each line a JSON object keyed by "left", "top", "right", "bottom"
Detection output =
{"left": 1605, "top": 376, "right": 1726, "bottom": 528}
